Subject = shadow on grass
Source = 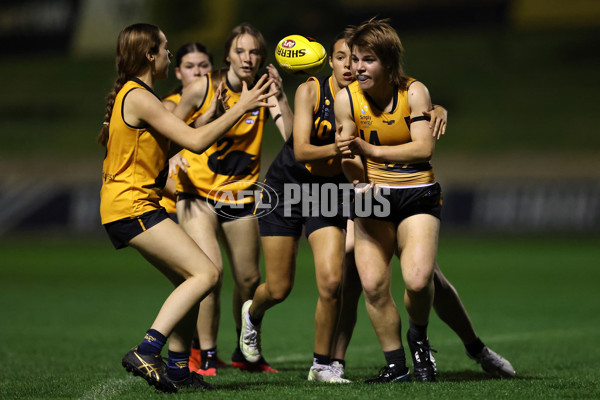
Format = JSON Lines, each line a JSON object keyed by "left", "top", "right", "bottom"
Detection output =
{"left": 344, "top": 369, "right": 531, "bottom": 383}
{"left": 438, "top": 370, "right": 530, "bottom": 382}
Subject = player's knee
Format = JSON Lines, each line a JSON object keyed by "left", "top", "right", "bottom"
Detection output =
{"left": 239, "top": 270, "right": 260, "bottom": 290}
{"left": 266, "top": 281, "right": 293, "bottom": 303}
{"left": 202, "top": 264, "right": 221, "bottom": 289}
{"left": 361, "top": 279, "right": 387, "bottom": 305}
{"left": 405, "top": 275, "right": 432, "bottom": 294}
{"left": 317, "top": 275, "right": 342, "bottom": 300}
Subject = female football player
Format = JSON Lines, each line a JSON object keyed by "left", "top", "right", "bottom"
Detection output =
{"left": 99, "top": 23, "right": 274, "bottom": 392}
{"left": 329, "top": 25, "right": 515, "bottom": 380}
{"left": 159, "top": 41, "right": 233, "bottom": 372}
{"left": 335, "top": 17, "right": 448, "bottom": 383}
{"left": 160, "top": 42, "right": 214, "bottom": 222}
{"left": 170, "top": 22, "right": 292, "bottom": 375}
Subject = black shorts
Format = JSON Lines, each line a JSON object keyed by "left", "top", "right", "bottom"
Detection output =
{"left": 177, "top": 192, "right": 254, "bottom": 223}
{"left": 166, "top": 212, "right": 179, "bottom": 223}
{"left": 354, "top": 183, "right": 442, "bottom": 226}
{"left": 257, "top": 182, "right": 348, "bottom": 238}
{"left": 104, "top": 208, "right": 169, "bottom": 249}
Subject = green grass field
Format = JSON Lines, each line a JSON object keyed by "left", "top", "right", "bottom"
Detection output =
{"left": 1, "top": 235, "right": 599, "bottom": 399}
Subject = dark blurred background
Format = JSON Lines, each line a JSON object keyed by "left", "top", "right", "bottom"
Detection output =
{"left": 0, "top": 0, "right": 598, "bottom": 237}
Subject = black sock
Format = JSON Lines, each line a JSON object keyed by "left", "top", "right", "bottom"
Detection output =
{"left": 313, "top": 353, "right": 331, "bottom": 366}
{"left": 167, "top": 350, "right": 190, "bottom": 381}
{"left": 249, "top": 313, "right": 263, "bottom": 327}
{"left": 465, "top": 337, "right": 485, "bottom": 357}
{"left": 236, "top": 328, "right": 242, "bottom": 348}
{"left": 408, "top": 320, "right": 428, "bottom": 341}
{"left": 137, "top": 329, "right": 166, "bottom": 355}
{"left": 384, "top": 348, "right": 407, "bottom": 370}
{"left": 206, "top": 346, "right": 217, "bottom": 356}
{"left": 191, "top": 338, "right": 201, "bottom": 350}
{"left": 201, "top": 346, "right": 217, "bottom": 359}
{"left": 331, "top": 358, "right": 345, "bottom": 367}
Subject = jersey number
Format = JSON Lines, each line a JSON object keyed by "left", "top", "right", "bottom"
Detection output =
{"left": 315, "top": 119, "right": 333, "bottom": 140}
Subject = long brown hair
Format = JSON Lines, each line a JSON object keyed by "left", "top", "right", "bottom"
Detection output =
{"left": 223, "top": 22, "right": 267, "bottom": 70}
{"left": 346, "top": 17, "right": 409, "bottom": 89}
{"left": 98, "top": 23, "right": 162, "bottom": 147}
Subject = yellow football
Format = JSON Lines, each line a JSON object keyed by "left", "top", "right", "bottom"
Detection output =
{"left": 275, "top": 35, "right": 327, "bottom": 75}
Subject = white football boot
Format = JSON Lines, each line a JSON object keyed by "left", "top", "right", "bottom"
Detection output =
{"left": 239, "top": 300, "right": 262, "bottom": 363}
{"left": 469, "top": 346, "right": 516, "bottom": 378}
{"left": 308, "top": 363, "right": 351, "bottom": 383}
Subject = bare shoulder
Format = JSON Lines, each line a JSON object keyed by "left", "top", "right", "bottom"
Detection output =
{"left": 119, "top": 87, "right": 162, "bottom": 126}
{"left": 126, "top": 87, "right": 161, "bottom": 111}
{"left": 407, "top": 80, "right": 432, "bottom": 114}
{"left": 182, "top": 75, "right": 209, "bottom": 99}
{"left": 295, "top": 79, "right": 318, "bottom": 103}
{"left": 334, "top": 86, "right": 350, "bottom": 110}
{"left": 407, "top": 80, "right": 431, "bottom": 99}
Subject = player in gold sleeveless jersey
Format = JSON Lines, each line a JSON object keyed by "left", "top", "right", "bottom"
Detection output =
{"left": 334, "top": 24, "right": 515, "bottom": 381}
{"left": 344, "top": 77, "right": 436, "bottom": 187}
{"left": 334, "top": 18, "right": 445, "bottom": 383}
{"left": 160, "top": 42, "right": 214, "bottom": 220}
{"left": 160, "top": 42, "right": 236, "bottom": 373}
{"left": 168, "top": 23, "right": 291, "bottom": 375}
{"left": 98, "top": 23, "right": 276, "bottom": 392}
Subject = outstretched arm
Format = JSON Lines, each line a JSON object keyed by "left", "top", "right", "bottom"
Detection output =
{"left": 266, "top": 64, "right": 293, "bottom": 140}
{"left": 126, "top": 74, "right": 276, "bottom": 154}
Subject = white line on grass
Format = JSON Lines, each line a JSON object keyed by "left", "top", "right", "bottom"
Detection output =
{"left": 79, "top": 377, "right": 132, "bottom": 400}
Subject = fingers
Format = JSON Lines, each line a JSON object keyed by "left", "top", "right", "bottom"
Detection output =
{"left": 429, "top": 115, "right": 446, "bottom": 139}
{"left": 353, "top": 180, "right": 377, "bottom": 195}
{"left": 370, "top": 180, "right": 380, "bottom": 197}
{"left": 222, "top": 94, "right": 231, "bottom": 110}
{"left": 338, "top": 146, "right": 353, "bottom": 158}
{"left": 423, "top": 110, "right": 441, "bottom": 139}
{"left": 237, "top": 74, "right": 278, "bottom": 111}
{"left": 249, "top": 74, "right": 276, "bottom": 99}
{"left": 433, "top": 118, "right": 442, "bottom": 139}
{"left": 423, "top": 110, "right": 434, "bottom": 129}
{"left": 252, "top": 73, "right": 269, "bottom": 90}
{"left": 335, "top": 127, "right": 357, "bottom": 158}
{"left": 347, "top": 137, "right": 367, "bottom": 156}
{"left": 354, "top": 181, "right": 371, "bottom": 194}
{"left": 267, "top": 64, "right": 281, "bottom": 79}
{"left": 266, "top": 64, "right": 283, "bottom": 91}
{"left": 168, "top": 154, "right": 188, "bottom": 175}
